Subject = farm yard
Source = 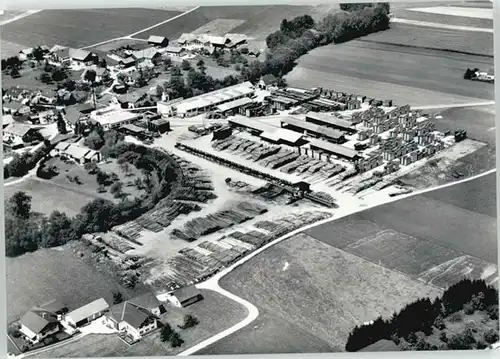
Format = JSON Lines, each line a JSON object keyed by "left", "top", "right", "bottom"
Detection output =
{"left": 285, "top": 40, "right": 494, "bottom": 107}
{"left": 31, "top": 289, "right": 247, "bottom": 358}
{"left": 5, "top": 245, "right": 142, "bottom": 324}
{"left": 200, "top": 233, "right": 441, "bottom": 354}
{"left": 0, "top": 8, "right": 183, "bottom": 49}
{"left": 358, "top": 23, "right": 493, "bottom": 57}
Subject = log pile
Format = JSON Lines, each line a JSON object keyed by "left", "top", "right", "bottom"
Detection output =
{"left": 172, "top": 201, "right": 268, "bottom": 242}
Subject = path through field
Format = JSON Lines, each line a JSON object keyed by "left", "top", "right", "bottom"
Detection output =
{"left": 177, "top": 167, "right": 497, "bottom": 355}
{"left": 0, "top": 10, "right": 42, "bottom": 26}
{"left": 80, "top": 6, "right": 200, "bottom": 49}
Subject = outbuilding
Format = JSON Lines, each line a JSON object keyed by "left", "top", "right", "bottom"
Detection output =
{"left": 148, "top": 35, "right": 169, "bottom": 47}
{"left": 168, "top": 285, "right": 203, "bottom": 308}
{"left": 65, "top": 298, "right": 109, "bottom": 328}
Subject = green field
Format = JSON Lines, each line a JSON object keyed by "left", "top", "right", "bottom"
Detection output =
{"left": 200, "top": 233, "right": 441, "bottom": 354}
{"left": 6, "top": 245, "right": 142, "bottom": 324}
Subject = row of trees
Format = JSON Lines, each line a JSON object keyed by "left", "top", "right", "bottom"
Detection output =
{"left": 4, "top": 142, "right": 52, "bottom": 180}
{"left": 345, "top": 279, "right": 499, "bottom": 352}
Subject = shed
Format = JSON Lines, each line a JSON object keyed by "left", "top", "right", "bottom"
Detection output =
{"left": 65, "top": 298, "right": 109, "bottom": 327}
{"left": 169, "top": 285, "right": 203, "bottom": 308}
{"left": 148, "top": 35, "right": 168, "bottom": 47}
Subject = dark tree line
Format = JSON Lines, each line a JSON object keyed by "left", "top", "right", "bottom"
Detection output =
{"left": 345, "top": 279, "right": 499, "bottom": 352}
{"left": 4, "top": 142, "right": 52, "bottom": 180}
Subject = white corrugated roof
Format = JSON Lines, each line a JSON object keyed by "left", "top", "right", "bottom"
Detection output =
{"left": 67, "top": 298, "right": 109, "bottom": 324}
{"left": 216, "top": 97, "right": 253, "bottom": 112}
{"left": 65, "top": 144, "right": 90, "bottom": 160}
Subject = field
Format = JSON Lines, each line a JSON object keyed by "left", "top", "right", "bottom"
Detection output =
{"left": 0, "top": 9, "right": 182, "bottom": 49}
{"left": 4, "top": 178, "right": 94, "bottom": 217}
{"left": 191, "top": 19, "right": 246, "bottom": 35}
{"left": 0, "top": 39, "right": 27, "bottom": 58}
{"left": 200, "top": 233, "right": 441, "bottom": 354}
{"left": 286, "top": 40, "right": 494, "bottom": 107}
{"left": 6, "top": 246, "right": 142, "bottom": 324}
{"left": 32, "top": 289, "right": 247, "bottom": 358}
{"left": 359, "top": 23, "right": 493, "bottom": 57}
{"left": 393, "top": 6, "right": 493, "bottom": 28}
{"left": 2, "top": 66, "right": 84, "bottom": 91}
{"left": 134, "top": 4, "right": 339, "bottom": 41}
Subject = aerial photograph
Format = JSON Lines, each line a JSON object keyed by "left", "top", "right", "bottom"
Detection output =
{"left": 1, "top": 0, "right": 498, "bottom": 357}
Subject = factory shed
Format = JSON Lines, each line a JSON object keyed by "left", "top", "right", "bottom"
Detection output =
{"left": 309, "top": 138, "right": 361, "bottom": 161}
{"left": 228, "top": 115, "right": 305, "bottom": 146}
{"left": 280, "top": 116, "right": 346, "bottom": 144}
{"left": 305, "top": 111, "right": 357, "bottom": 134}
{"left": 215, "top": 97, "right": 254, "bottom": 116}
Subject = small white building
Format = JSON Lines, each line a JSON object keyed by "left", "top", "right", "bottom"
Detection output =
{"left": 167, "top": 285, "right": 203, "bottom": 308}
{"left": 54, "top": 141, "right": 101, "bottom": 164}
{"left": 91, "top": 108, "right": 143, "bottom": 131}
{"left": 165, "top": 45, "right": 184, "bottom": 58}
{"left": 65, "top": 298, "right": 109, "bottom": 328}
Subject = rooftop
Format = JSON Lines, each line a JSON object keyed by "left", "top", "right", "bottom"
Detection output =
{"left": 281, "top": 116, "right": 345, "bottom": 140}
{"left": 93, "top": 110, "right": 142, "bottom": 126}
{"left": 165, "top": 45, "right": 183, "bottom": 53}
{"left": 66, "top": 298, "right": 109, "bottom": 324}
{"left": 215, "top": 97, "right": 253, "bottom": 112}
{"left": 128, "top": 292, "right": 161, "bottom": 310}
{"left": 65, "top": 144, "right": 92, "bottom": 160}
{"left": 148, "top": 35, "right": 166, "bottom": 44}
{"left": 4, "top": 122, "right": 34, "bottom": 137}
{"left": 107, "top": 302, "right": 151, "bottom": 329}
{"left": 228, "top": 115, "right": 303, "bottom": 144}
{"left": 306, "top": 111, "right": 355, "bottom": 129}
{"left": 19, "top": 311, "right": 52, "bottom": 334}
{"left": 69, "top": 48, "right": 92, "bottom": 61}
{"left": 173, "top": 285, "right": 201, "bottom": 303}
{"left": 309, "top": 138, "right": 359, "bottom": 159}
{"left": 121, "top": 123, "right": 146, "bottom": 134}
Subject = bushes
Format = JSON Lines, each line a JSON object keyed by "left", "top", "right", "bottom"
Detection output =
{"left": 483, "top": 328, "right": 499, "bottom": 344}
{"left": 4, "top": 144, "right": 52, "bottom": 179}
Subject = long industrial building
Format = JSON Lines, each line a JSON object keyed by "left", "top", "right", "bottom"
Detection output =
{"left": 308, "top": 138, "right": 361, "bottom": 162}
{"left": 280, "top": 116, "right": 346, "bottom": 144}
{"left": 228, "top": 115, "right": 305, "bottom": 146}
{"left": 305, "top": 111, "right": 357, "bottom": 134}
{"left": 157, "top": 82, "right": 256, "bottom": 118}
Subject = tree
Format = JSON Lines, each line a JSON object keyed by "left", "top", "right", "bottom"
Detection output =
{"left": 8, "top": 192, "right": 32, "bottom": 219}
{"left": 84, "top": 130, "right": 105, "bottom": 150}
{"left": 40, "top": 72, "right": 52, "bottom": 84}
{"left": 96, "top": 171, "right": 110, "bottom": 186}
{"left": 120, "top": 162, "right": 131, "bottom": 176}
{"left": 62, "top": 79, "right": 76, "bottom": 91}
{"left": 84, "top": 69, "right": 97, "bottom": 83}
{"left": 170, "top": 331, "right": 184, "bottom": 347}
{"left": 99, "top": 58, "right": 107, "bottom": 68}
{"left": 181, "top": 60, "right": 191, "bottom": 71}
{"left": 84, "top": 162, "right": 99, "bottom": 174}
{"left": 110, "top": 181, "right": 124, "bottom": 198}
{"left": 182, "top": 314, "right": 199, "bottom": 328}
{"left": 163, "top": 57, "right": 172, "bottom": 70}
{"left": 160, "top": 323, "right": 174, "bottom": 342}
{"left": 10, "top": 67, "right": 20, "bottom": 78}
{"left": 33, "top": 46, "right": 45, "bottom": 62}
{"left": 484, "top": 328, "right": 499, "bottom": 344}
{"left": 57, "top": 113, "right": 67, "bottom": 134}
{"left": 113, "top": 291, "right": 124, "bottom": 304}
{"left": 51, "top": 67, "right": 68, "bottom": 82}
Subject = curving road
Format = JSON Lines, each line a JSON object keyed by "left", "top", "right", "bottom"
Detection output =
{"left": 176, "top": 167, "right": 497, "bottom": 356}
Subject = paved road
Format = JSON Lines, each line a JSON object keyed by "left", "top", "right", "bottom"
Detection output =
{"left": 0, "top": 10, "right": 42, "bottom": 26}
{"left": 176, "top": 167, "right": 497, "bottom": 356}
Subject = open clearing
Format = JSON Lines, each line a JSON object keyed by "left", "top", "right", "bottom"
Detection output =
{"left": 6, "top": 246, "right": 141, "bottom": 324}
{"left": 135, "top": 4, "right": 338, "bottom": 42}
{"left": 408, "top": 6, "right": 493, "bottom": 20}
{"left": 286, "top": 40, "right": 494, "bottom": 106}
{"left": 0, "top": 39, "right": 27, "bottom": 58}
{"left": 0, "top": 9, "right": 182, "bottom": 48}
{"left": 393, "top": 6, "right": 493, "bottom": 29}
{"left": 191, "top": 19, "right": 246, "bottom": 36}
{"left": 4, "top": 178, "right": 93, "bottom": 217}
{"left": 359, "top": 23, "right": 493, "bottom": 57}
{"left": 32, "top": 289, "right": 247, "bottom": 358}
{"left": 200, "top": 233, "right": 441, "bottom": 354}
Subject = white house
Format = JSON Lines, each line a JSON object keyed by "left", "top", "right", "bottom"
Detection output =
{"left": 19, "top": 310, "right": 60, "bottom": 344}
{"left": 105, "top": 299, "right": 160, "bottom": 341}
{"left": 54, "top": 141, "right": 101, "bottom": 164}
{"left": 167, "top": 285, "right": 203, "bottom": 308}
{"left": 165, "top": 45, "right": 184, "bottom": 58}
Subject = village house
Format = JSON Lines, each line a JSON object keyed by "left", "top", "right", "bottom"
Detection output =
{"left": 64, "top": 298, "right": 109, "bottom": 328}
{"left": 177, "top": 33, "right": 202, "bottom": 48}
{"left": 258, "top": 74, "right": 279, "bottom": 90}
{"left": 131, "top": 47, "right": 162, "bottom": 64}
{"left": 83, "top": 67, "right": 109, "bottom": 83}
{"left": 167, "top": 285, "right": 203, "bottom": 308}
{"left": 225, "top": 33, "right": 247, "bottom": 49}
{"left": 105, "top": 300, "right": 159, "bottom": 342}
{"left": 119, "top": 57, "right": 136, "bottom": 69}
{"left": 2, "top": 114, "right": 14, "bottom": 129}
{"left": 3, "top": 100, "right": 31, "bottom": 116}
{"left": 54, "top": 141, "right": 101, "bottom": 164}
{"left": 18, "top": 48, "right": 34, "bottom": 61}
{"left": 148, "top": 35, "right": 169, "bottom": 47}
{"left": 165, "top": 45, "right": 184, "bottom": 58}
{"left": 19, "top": 310, "right": 61, "bottom": 344}
{"left": 49, "top": 45, "right": 71, "bottom": 65}
{"left": 117, "top": 92, "right": 143, "bottom": 109}
{"left": 69, "top": 49, "right": 96, "bottom": 66}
